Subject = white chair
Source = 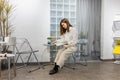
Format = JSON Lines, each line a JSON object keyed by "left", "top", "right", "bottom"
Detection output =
{"left": 0, "top": 37, "right": 16, "bottom": 80}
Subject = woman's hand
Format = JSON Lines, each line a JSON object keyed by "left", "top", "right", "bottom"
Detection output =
{"left": 63, "top": 41, "right": 68, "bottom": 45}
{"left": 51, "top": 40, "right": 57, "bottom": 44}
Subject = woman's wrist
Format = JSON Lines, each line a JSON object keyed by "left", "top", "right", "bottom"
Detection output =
{"left": 63, "top": 41, "right": 68, "bottom": 45}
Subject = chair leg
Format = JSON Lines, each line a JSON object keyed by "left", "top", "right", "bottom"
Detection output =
{"left": 0, "top": 60, "right": 1, "bottom": 77}
{"left": 64, "top": 64, "right": 75, "bottom": 70}
{"left": 33, "top": 52, "right": 41, "bottom": 66}
{"left": 16, "top": 54, "right": 30, "bottom": 73}
{"left": 27, "top": 52, "right": 41, "bottom": 73}
{"left": 64, "top": 54, "right": 76, "bottom": 70}
{"left": 8, "top": 57, "right": 11, "bottom": 80}
{"left": 79, "top": 53, "right": 87, "bottom": 66}
{"left": 15, "top": 54, "right": 20, "bottom": 63}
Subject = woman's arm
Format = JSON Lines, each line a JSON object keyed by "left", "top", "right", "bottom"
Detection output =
{"left": 68, "top": 28, "right": 78, "bottom": 45}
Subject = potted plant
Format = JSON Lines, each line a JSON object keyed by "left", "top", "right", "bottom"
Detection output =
{"left": 0, "top": 0, "right": 15, "bottom": 70}
{"left": 47, "top": 37, "right": 52, "bottom": 44}
{"left": 0, "top": 0, "right": 15, "bottom": 51}
{"left": 0, "top": 0, "right": 15, "bottom": 40}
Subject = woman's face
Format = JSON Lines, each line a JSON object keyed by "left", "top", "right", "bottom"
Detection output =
{"left": 61, "top": 22, "right": 67, "bottom": 29}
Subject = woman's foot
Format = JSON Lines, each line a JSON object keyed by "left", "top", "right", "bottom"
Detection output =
{"left": 49, "top": 64, "right": 59, "bottom": 75}
{"left": 49, "top": 69, "right": 58, "bottom": 75}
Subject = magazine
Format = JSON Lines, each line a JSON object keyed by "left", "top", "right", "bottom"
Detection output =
{"left": 55, "top": 42, "right": 64, "bottom": 46}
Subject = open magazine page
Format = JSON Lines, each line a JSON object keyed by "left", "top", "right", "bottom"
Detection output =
{"left": 55, "top": 42, "right": 64, "bottom": 46}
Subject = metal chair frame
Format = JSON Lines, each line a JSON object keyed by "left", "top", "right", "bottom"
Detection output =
{"left": 76, "top": 42, "right": 87, "bottom": 66}
{"left": 15, "top": 38, "right": 40, "bottom": 73}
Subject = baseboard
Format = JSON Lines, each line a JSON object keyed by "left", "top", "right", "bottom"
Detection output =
{"left": 15, "top": 62, "right": 50, "bottom": 66}
{"left": 100, "top": 58, "right": 115, "bottom": 61}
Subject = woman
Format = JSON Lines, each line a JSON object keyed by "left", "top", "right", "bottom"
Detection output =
{"left": 49, "top": 18, "right": 78, "bottom": 75}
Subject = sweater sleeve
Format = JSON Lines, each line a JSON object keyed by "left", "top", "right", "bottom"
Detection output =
{"left": 68, "top": 28, "right": 78, "bottom": 45}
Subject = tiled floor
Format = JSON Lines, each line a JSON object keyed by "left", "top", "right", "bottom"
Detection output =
{"left": 1, "top": 61, "right": 120, "bottom": 80}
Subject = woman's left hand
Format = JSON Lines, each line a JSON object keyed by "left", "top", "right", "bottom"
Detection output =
{"left": 63, "top": 41, "right": 68, "bottom": 45}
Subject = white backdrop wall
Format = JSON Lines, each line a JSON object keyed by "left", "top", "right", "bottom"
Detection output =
{"left": 9, "top": 0, "right": 120, "bottom": 61}
{"left": 101, "top": 0, "right": 120, "bottom": 59}
{"left": 10, "top": 0, "right": 50, "bottom": 62}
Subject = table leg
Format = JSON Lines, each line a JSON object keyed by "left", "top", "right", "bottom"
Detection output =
{"left": 8, "top": 57, "right": 10, "bottom": 80}
{"left": 0, "top": 60, "right": 1, "bottom": 77}
{"left": 13, "top": 58, "right": 16, "bottom": 76}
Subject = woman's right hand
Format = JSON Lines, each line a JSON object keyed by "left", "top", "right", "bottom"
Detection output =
{"left": 63, "top": 41, "right": 68, "bottom": 45}
{"left": 51, "top": 40, "right": 57, "bottom": 44}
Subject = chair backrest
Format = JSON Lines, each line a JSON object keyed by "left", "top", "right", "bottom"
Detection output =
{"left": 5, "top": 37, "right": 16, "bottom": 54}
{"left": 15, "top": 38, "right": 39, "bottom": 63}
{"left": 0, "top": 37, "right": 16, "bottom": 54}
{"left": 5, "top": 37, "right": 16, "bottom": 46}
{"left": 15, "top": 38, "right": 34, "bottom": 53}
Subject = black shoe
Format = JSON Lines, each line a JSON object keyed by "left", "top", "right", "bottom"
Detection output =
{"left": 49, "top": 69, "right": 58, "bottom": 75}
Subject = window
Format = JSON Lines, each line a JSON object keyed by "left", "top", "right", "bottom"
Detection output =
{"left": 50, "top": 0, "right": 77, "bottom": 38}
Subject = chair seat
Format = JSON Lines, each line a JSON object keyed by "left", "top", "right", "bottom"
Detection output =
{"left": 16, "top": 50, "right": 39, "bottom": 54}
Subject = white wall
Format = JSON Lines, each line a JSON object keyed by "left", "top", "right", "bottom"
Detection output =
{"left": 10, "top": 0, "right": 50, "bottom": 62}
{"left": 101, "top": 0, "right": 120, "bottom": 59}
{"left": 9, "top": 0, "right": 120, "bottom": 61}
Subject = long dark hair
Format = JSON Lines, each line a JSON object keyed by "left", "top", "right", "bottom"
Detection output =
{"left": 60, "top": 18, "right": 72, "bottom": 35}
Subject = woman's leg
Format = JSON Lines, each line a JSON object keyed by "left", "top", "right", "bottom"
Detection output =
{"left": 49, "top": 47, "right": 65, "bottom": 75}
{"left": 54, "top": 47, "right": 66, "bottom": 63}
{"left": 49, "top": 46, "right": 77, "bottom": 75}
{"left": 56, "top": 46, "right": 77, "bottom": 68}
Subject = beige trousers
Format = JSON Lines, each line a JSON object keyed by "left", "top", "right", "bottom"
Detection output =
{"left": 54, "top": 45, "right": 77, "bottom": 68}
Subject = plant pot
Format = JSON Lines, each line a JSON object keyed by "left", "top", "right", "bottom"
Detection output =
{"left": 1, "top": 37, "right": 16, "bottom": 70}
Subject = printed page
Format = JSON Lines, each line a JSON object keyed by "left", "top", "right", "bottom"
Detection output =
{"left": 55, "top": 42, "right": 64, "bottom": 46}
